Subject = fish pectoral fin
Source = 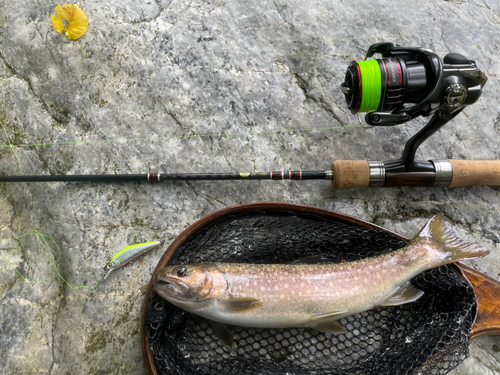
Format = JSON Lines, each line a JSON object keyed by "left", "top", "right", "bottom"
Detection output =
{"left": 379, "top": 281, "right": 424, "bottom": 307}
{"left": 309, "top": 310, "right": 349, "bottom": 333}
{"left": 209, "top": 320, "right": 236, "bottom": 348}
{"left": 220, "top": 298, "right": 263, "bottom": 313}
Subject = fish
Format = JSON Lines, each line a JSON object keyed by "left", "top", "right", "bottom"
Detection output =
{"left": 153, "top": 214, "right": 488, "bottom": 336}
{"left": 104, "top": 240, "right": 165, "bottom": 279}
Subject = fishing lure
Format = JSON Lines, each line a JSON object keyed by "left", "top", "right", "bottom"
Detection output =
{"left": 103, "top": 240, "right": 165, "bottom": 279}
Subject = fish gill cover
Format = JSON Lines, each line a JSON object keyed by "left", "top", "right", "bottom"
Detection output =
{"left": 144, "top": 210, "right": 476, "bottom": 375}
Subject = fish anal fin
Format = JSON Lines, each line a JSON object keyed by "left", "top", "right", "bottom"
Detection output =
{"left": 209, "top": 320, "right": 236, "bottom": 348}
{"left": 379, "top": 281, "right": 424, "bottom": 307}
{"left": 220, "top": 298, "right": 263, "bottom": 313}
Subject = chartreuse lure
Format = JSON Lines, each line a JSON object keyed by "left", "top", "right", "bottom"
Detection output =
{"left": 103, "top": 240, "right": 165, "bottom": 279}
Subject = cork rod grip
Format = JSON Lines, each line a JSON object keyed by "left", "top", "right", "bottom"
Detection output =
{"left": 331, "top": 160, "right": 370, "bottom": 189}
{"left": 449, "top": 160, "right": 500, "bottom": 188}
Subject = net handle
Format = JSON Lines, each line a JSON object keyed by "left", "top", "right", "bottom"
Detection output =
{"left": 458, "top": 263, "right": 500, "bottom": 339}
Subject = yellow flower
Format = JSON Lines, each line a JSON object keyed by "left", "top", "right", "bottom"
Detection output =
{"left": 51, "top": 3, "right": 88, "bottom": 40}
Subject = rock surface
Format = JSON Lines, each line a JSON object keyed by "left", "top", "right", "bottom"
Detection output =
{"left": 0, "top": 0, "right": 499, "bottom": 374}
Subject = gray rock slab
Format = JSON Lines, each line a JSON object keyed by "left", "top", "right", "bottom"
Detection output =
{"left": 0, "top": 0, "right": 499, "bottom": 374}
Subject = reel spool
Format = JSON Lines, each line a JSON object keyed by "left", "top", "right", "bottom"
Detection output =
{"left": 340, "top": 42, "right": 487, "bottom": 171}
{"left": 341, "top": 57, "right": 426, "bottom": 115}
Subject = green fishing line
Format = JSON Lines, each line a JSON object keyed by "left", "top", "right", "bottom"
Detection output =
{"left": 0, "top": 230, "right": 99, "bottom": 290}
{"left": 358, "top": 60, "right": 382, "bottom": 112}
{"left": 0, "top": 125, "right": 365, "bottom": 149}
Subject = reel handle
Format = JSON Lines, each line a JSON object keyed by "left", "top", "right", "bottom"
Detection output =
{"left": 330, "top": 160, "right": 500, "bottom": 189}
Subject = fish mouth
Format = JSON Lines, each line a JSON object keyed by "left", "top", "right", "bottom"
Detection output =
{"left": 152, "top": 279, "right": 176, "bottom": 298}
{"left": 153, "top": 279, "right": 171, "bottom": 287}
{"left": 153, "top": 276, "right": 189, "bottom": 300}
{"left": 153, "top": 278, "right": 177, "bottom": 292}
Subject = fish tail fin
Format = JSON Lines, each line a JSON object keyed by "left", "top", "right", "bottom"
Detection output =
{"left": 413, "top": 213, "right": 489, "bottom": 262}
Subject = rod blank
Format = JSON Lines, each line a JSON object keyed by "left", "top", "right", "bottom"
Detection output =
{"left": 0, "top": 171, "right": 334, "bottom": 183}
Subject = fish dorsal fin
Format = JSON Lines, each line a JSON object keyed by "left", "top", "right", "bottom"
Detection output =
{"left": 379, "top": 281, "right": 424, "bottom": 306}
{"left": 220, "top": 298, "right": 263, "bottom": 313}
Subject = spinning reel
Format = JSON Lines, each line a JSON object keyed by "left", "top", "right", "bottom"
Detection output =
{"left": 340, "top": 42, "right": 487, "bottom": 182}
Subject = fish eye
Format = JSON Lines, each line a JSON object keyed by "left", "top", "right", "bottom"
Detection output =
{"left": 176, "top": 267, "right": 187, "bottom": 277}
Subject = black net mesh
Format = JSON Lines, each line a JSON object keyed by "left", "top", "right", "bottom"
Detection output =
{"left": 144, "top": 210, "right": 476, "bottom": 375}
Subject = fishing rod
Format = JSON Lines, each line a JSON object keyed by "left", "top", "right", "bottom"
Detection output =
{"left": 1, "top": 43, "right": 499, "bottom": 189}
{"left": 0, "top": 171, "right": 333, "bottom": 182}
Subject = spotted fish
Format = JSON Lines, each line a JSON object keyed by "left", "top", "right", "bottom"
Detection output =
{"left": 153, "top": 214, "right": 488, "bottom": 335}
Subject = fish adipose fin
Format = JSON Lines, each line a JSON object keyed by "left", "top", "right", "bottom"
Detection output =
{"left": 209, "top": 320, "right": 236, "bottom": 348}
{"left": 220, "top": 298, "right": 263, "bottom": 313}
{"left": 310, "top": 310, "right": 349, "bottom": 334}
{"left": 414, "top": 213, "right": 490, "bottom": 262}
{"left": 379, "top": 281, "right": 424, "bottom": 306}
